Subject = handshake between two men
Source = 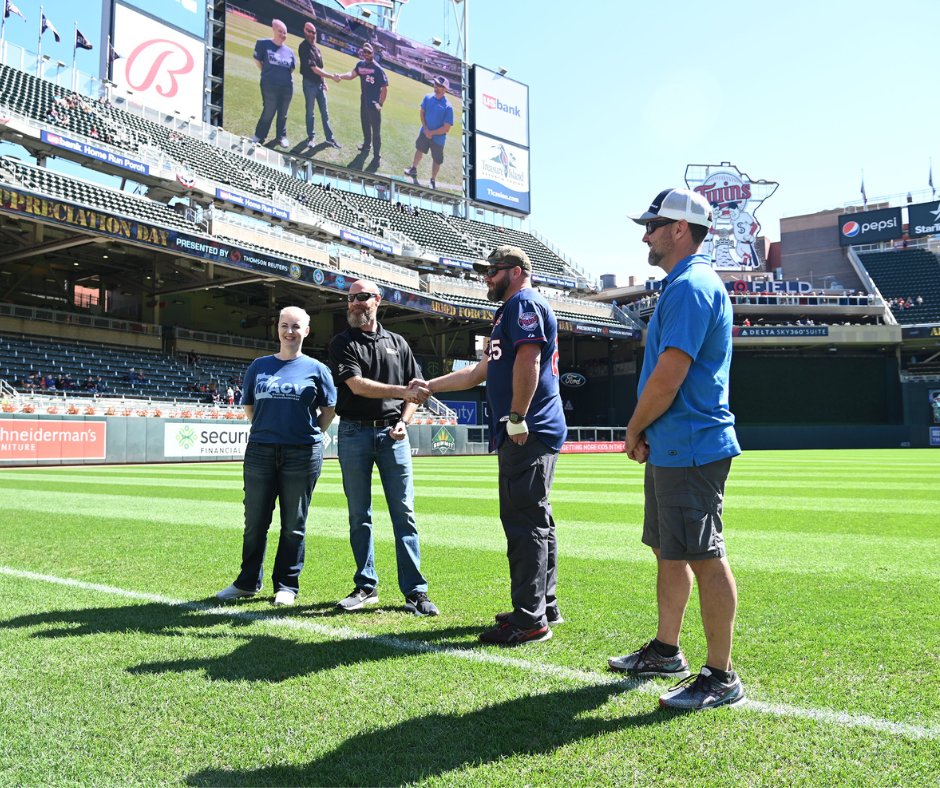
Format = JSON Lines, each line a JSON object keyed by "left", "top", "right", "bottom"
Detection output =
{"left": 403, "top": 378, "right": 431, "bottom": 404}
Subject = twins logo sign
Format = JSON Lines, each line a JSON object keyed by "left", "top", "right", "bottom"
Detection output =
{"left": 518, "top": 311, "right": 539, "bottom": 332}
{"left": 685, "top": 163, "right": 778, "bottom": 270}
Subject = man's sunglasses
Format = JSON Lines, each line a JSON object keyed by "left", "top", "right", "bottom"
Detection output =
{"left": 347, "top": 292, "right": 377, "bottom": 302}
{"left": 645, "top": 219, "right": 676, "bottom": 236}
{"left": 484, "top": 264, "right": 518, "bottom": 278}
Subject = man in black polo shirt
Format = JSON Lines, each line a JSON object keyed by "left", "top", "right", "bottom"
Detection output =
{"left": 298, "top": 22, "right": 341, "bottom": 150}
{"left": 329, "top": 279, "right": 439, "bottom": 616}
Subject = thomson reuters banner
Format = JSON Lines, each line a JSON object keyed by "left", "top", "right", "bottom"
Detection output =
{"left": 112, "top": 4, "right": 206, "bottom": 119}
{"left": 0, "top": 419, "right": 106, "bottom": 461}
{"left": 838, "top": 207, "right": 902, "bottom": 246}
{"left": 164, "top": 422, "right": 251, "bottom": 458}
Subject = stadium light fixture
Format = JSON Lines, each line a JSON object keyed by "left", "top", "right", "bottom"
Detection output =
{"left": 498, "top": 67, "right": 508, "bottom": 75}
{"left": 431, "top": 37, "right": 442, "bottom": 46}
{"left": 361, "top": 8, "right": 371, "bottom": 17}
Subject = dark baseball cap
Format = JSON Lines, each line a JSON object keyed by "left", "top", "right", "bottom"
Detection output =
{"left": 472, "top": 246, "right": 532, "bottom": 274}
{"left": 628, "top": 188, "right": 714, "bottom": 228}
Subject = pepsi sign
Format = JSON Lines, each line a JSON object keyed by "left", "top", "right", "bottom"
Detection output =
{"left": 838, "top": 207, "right": 902, "bottom": 246}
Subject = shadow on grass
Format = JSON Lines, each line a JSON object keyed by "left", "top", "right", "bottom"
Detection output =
{"left": 0, "top": 601, "right": 483, "bottom": 682}
{"left": 185, "top": 683, "right": 669, "bottom": 787}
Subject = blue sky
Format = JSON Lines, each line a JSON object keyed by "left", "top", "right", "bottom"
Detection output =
{"left": 4, "top": 0, "right": 937, "bottom": 286}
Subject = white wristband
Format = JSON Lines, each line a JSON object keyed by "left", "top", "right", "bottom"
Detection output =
{"left": 506, "top": 420, "right": 528, "bottom": 436}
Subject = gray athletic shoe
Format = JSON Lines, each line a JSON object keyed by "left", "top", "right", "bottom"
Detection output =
{"left": 659, "top": 666, "right": 745, "bottom": 711}
{"left": 608, "top": 640, "right": 691, "bottom": 678}
{"left": 216, "top": 583, "right": 258, "bottom": 600}
{"left": 403, "top": 166, "right": 418, "bottom": 177}
{"left": 335, "top": 586, "right": 379, "bottom": 611}
{"left": 404, "top": 592, "right": 439, "bottom": 616}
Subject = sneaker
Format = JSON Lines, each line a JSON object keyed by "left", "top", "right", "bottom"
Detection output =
{"left": 659, "top": 666, "right": 745, "bottom": 711}
{"left": 335, "top": 586, "right": 379, "bottom": 611}
{"left": 479, "top": 621, "right": 552, "bottom": 646}
{"left": 369, "top": 155, "right": 381, "bottom": 167}
{"left": 250, "top": 135, "right": 261, "bottom": 144}
{"left": 607, "top": 640, "right": 691, "bottom": 678}
{"left": 429, "top": 178, "right": 436, "bottom": 190}
{"left": 403, "top": 166, "right": 418, "bottom": 177}
{"left": 404, "top": 591, "right": 439, "bottom": 617}
{"left": 305, "top": 136, "right": 316, "bottom": 148}
{"left": 278, "top": 136, "right": 289, "bottom": 148}
{"left": 495, "top": 610, "right": 564, "bottom": 625}
{"left": 273, "top": 590, "right": 296, "bottom": 607}
{"left": 216, "top": 583, "right": 257, "bottom": 600}
{"left": 357, "top": 143, "right": 370, "bottom": 153}
{"left": 325, "top": 139, "right": 341, "bottom": 149}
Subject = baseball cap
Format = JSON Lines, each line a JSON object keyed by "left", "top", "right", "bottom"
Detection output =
{"left": 472, "top": 246, "right": 532, "bottom": 274}
{"left": 432, "top": 75, "right": 449, "bottom": 89}
{"left": 628, "top": 188, "right": 714, "bottom": 228}
{"left": 362, "top": 42, "right": 374, "bottom": 53}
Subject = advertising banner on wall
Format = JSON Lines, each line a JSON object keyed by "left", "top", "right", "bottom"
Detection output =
{"left": 0, "top": 420, "right": 106, "bottom": 461}
{"left": 470, "top": 65, "right": 529, "bottom": 148}
{"left": 472, "top": 132, "right": 530, "bottom": 214}
{"left": 223, "top": 0, "right": 464, "bottom": 194}
{"left": 163, "top": 422, "right": 251, "bottom": 458}
{"left": 838, "top": 207, "right": 902, "bottom": 246}
{"left": 122, "top": 0, "right": 208, "bottom": 38}
{"left": 908, "top": 201, "right": 940, "bottom": 238}
{"left": 112, "top": 3, "right": 206, "bottom": 119}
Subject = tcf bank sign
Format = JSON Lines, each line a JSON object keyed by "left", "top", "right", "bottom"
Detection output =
{"left": 685, "top": 163, "right": 779, "bottom": 271}
{"left": 112, "top": 4, "right": 206, "bottom": 119}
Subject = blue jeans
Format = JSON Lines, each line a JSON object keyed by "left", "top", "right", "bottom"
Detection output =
{"left": 234, "top": 441, "right": 323, "bottom": 595}
{"left": 337, "top": 422, "right": 427, "bottom": 595}
{"left": 254, "top": 79, "right": 293, "bottom": 141}
{"left": 302, "top": 78, "right": 334, "bottom": 141}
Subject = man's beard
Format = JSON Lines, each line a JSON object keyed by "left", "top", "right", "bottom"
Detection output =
{"left": 647, "top": 246, "right": 665, "bottom": 268}
{"left": 486, "top": 278, "right": 509, "bottom": 302}
{"left": 347, "top": 306, "right": 375, "bottom": 328}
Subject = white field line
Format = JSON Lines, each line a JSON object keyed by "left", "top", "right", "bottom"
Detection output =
{"left": 2, "top": 566, "right": 938, "bottom": 742}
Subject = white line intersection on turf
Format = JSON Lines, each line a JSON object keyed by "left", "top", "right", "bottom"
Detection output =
{"left": 1, "top": 565, "right": 938, "bottom": 742}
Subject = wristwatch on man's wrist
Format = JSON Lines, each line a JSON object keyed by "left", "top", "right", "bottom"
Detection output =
{"left": 508, "top": 412, "right": 526, "bottom": 424}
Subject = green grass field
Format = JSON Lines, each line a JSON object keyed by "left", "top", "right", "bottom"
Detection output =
{"left": 0, "top": 450, "right": 938, "bottom": 786}
{"left": 224, "top": 14, "right": 465, "bottom": 193}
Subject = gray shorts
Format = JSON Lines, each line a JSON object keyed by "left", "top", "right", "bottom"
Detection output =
{"left": 642, "top": 458, "right": 732, "bottom": 561}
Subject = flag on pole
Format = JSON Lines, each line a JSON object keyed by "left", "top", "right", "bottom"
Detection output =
{"left": 75, "top": 27, "right": 91, "bottom": 50}
{"left": 41, "top": 13, "right": 59, "bottom": 42}
{"left": 860, "top": 173, "right": 867, "bottom": 207}
{"left": 4, "top": 0, "right": 26, "bottom": 21}
{"left": 108, "top": 43, "right": 122, "bottom": 64}
{"left": 930, "top": 160, "right": 935, "bottom": 200}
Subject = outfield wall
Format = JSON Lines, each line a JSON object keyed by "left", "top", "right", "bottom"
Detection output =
{"left": 0, "top": 416, "right": 489, "bottom": 466}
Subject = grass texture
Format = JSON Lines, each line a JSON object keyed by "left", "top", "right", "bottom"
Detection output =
{"left": 0, "top": 450, "right": 938, "bottom": 787}
{"left": 223, "top": 14, "right": 465, "bottom": 193}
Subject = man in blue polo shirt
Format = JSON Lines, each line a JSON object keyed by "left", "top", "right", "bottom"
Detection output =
{"left": 251, "top": 19, "right": 296, "bottom": 148}
{"left": 403, "top": 76, "right": 454, "bottom": 190}
{"left": 424, "top": 246, "right": 567, "bottom": 646}
{"left": 607, "top": 188, "right": 745, "bottom": 712}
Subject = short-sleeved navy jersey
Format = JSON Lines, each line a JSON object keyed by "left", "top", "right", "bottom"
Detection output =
{"left": 329, "top": 324, "right": 420, "bottom": 421}
{"left": 253, "top": 40, "right": 295, "bottom": 86}
{"left": 354, "top": 60, "right": 388, "bottom": 104}
{"left": 485, "top": 288, "right": 567, "bottom": 452}
{"left": 242, "top": 354, "right": 336, "bottom": 444}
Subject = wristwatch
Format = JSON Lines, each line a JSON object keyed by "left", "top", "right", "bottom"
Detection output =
{"left": 508, "top": 412, "right": 526, "bottom": 424}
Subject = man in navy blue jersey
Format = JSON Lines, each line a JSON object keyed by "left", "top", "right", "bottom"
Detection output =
{"left": 337, "top": 42, "right": 388, "bottom": 167}
{"left": 425, "top": 246, "right": 567, "bottom": 645}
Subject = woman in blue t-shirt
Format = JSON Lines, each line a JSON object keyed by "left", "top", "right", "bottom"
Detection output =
{"left": 216, "top": 306, "right": 337, "bottom": 606}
